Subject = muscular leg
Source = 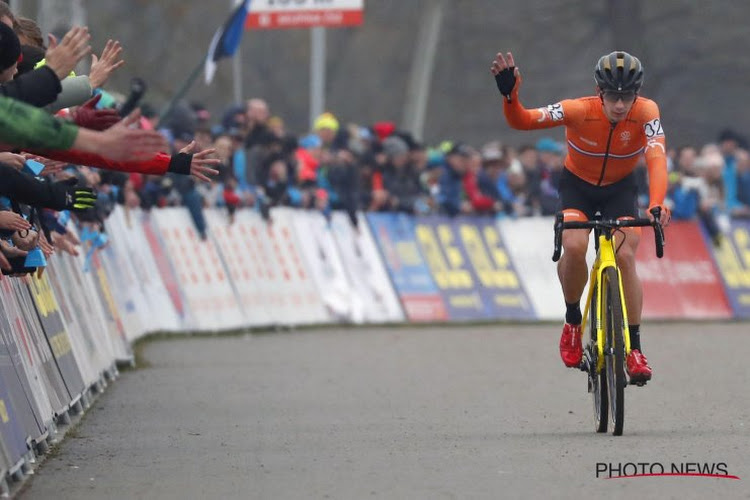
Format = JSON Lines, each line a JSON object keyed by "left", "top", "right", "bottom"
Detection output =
{"left": 557, "top": 229, "right": 590, "bottom": 305}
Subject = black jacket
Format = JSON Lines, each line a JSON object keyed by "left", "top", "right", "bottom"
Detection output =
{"left": 0, "top": 163, "right": 77, "bottom": 210}
{"left": 2, "top": 66, "right": 62, "bottom": 108}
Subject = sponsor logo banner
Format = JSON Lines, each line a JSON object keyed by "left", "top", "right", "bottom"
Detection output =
{"left": 637, "top": 221, "right": 731, "bottom": 319}
{"left": 330, "top": 212, "right": 405, "bottom": 323}
{"left": 26, "top": 274, "right": 86, "bottom": 396}
{"left": 366, "top": 213, "right": 447, "bottom": 321}
{"left": 246, "top": 0, "right": 363, "bottom": 29}
{"left": 708, "top": 218, "right": 750, "bottom": 318}
{"left": 415, "top": 216, "right": 535, "bottom": 320}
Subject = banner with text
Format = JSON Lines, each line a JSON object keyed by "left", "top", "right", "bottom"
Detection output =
{"left": 414, "top": 216, "right": 535, "bottom": 320}
{"left": 366, "top": 213, "right": 446, "bottom": 321}
{"left": 247, "top": 0, "right": 364, "bottom": 29}
{"left": 708, "top": 219, "right": 750, "bottom": 318}
{"left": 637, "top": 221, "right": 732, "bottom": 319}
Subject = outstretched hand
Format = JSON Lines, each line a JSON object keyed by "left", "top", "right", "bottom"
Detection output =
{"left": 95, "top": 109, "right": 169, "bottom": 161}
{"left": 73, "top": 94, "right": 121, "bottom": 131}
{"left": 45, "top": 26, "right": 92, "bottom": 80}
{"left": 179, "top": 141, "right": 220, "bottom": 183}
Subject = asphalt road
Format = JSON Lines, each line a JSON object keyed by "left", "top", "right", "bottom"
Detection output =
{"left": 19, "top": 323, "right": 750, "bottom": 499}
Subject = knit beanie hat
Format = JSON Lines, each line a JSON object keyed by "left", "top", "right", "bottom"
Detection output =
{"left": 0, "top": 22, "right": 21, "bottom": 72}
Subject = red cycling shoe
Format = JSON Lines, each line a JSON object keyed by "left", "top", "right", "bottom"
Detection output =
{"left": 626, "top": 349, "right": 652, "bottom": 384}
{"left": 559, "top": 323, "right": 583, "bottom": 367}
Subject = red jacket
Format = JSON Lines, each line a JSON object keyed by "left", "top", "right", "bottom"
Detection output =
{"left": 29, "top": 149, "right": 191, "bottom": 176}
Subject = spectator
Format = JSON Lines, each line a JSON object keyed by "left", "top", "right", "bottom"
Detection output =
{"left": 534, "top": 137, "right": 565, "bottom": 215}
{"left": 465, "top": 144, "right": 502, "bottom": 215}
{"left": 718, "top": 129, "right": 750, "bottom": 217}
{"left": 381, "top": 136, "right": 422, "bottom": 214}
{"left": 437, "top": 142, "right": 473, "bottom": 216}
{"left": 313, "top": 112, "right": 340, "bottom": 150}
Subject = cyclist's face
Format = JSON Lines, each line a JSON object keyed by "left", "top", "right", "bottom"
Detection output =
{"left": 599, "top": 89, "right": 637, "bottom": 123}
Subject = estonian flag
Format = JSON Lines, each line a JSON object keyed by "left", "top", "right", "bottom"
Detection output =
{"left": 205, "top": 0, "right": 252, "bottom": 84}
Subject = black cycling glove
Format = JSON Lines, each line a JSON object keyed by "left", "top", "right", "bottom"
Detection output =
{"left": 494, "top": 67, "right": 517, "bottom": 101}
{"left": 50, "top": 178, "right": 97, "bottom": 211}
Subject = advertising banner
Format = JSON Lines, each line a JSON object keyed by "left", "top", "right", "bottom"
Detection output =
{"left": 291, "top": 210, "right": 358, "bottom": 322}
{"left": 709, "top": 219, "right": 750, "bottom": 318}
{"left": 497, "top": 216, "right": 600, "bottom": 321}
{"left": 26, "top": 274, "right": 86, "bottom": 397}
{"left": 51, "top": 245, "right": 116, "bottom": 376}
{"left": 105, "top": 207, "right": 182, "bottom": 335}
{"left": 90, "top": 253, "right": 132, "bottom": 362}
{"left": 142, "top": 212, "right": 188, "bottom": 328}
{"left": 0, "top": 297, "right": 46, "bottom": 443}
{"left": 414, "top": 216, "right": 535, "bottom": 320}
{"left": 0, "top": 370, "right": 27, "bottom": 469}
{"left": 260, "top": 208, "right": 330, "bottom": 324}
{"left": 43, "top": 262, "right": 100, "bottom": 387}
{"left": 5, "top": 279, "right": 68, "bottom": 416}
{"left": 152, "top": 208, "right": 244, "bottom": 331}
{"left": 247, "top": 0, "right": 364, "bottom": 29}
{"left": 366, "top": 213, "right": 446, "bottom": 321}
{"left": 330, "top": 212, "right": 405, "bottom": 323}
{"left": 637, "top": 221, "right": 732, "bottom": 319}
{"left": 204, "top": 209, "right": 271, "bottom": 327}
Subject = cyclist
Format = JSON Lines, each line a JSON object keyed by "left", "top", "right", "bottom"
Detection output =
{"left": 490, "top": 50, "right": 671, "bottom": 384}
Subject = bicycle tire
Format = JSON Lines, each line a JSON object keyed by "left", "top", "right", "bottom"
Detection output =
{"left": 603, "top": 267, "right": 625, "bottom": 436}
{"left": 589, "top": 279, "right": 608, "bottom": 433}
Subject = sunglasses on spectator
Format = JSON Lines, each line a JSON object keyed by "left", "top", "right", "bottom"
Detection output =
{"left": 601, "top": 91, "right": 637, "bottom": 104}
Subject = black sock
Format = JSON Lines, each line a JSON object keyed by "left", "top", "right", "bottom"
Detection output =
{"left": 629, "top": 324, "right": 641, "bottom": 351}
{"left": 565, "top": 301, "right": 582, "bottom": 325}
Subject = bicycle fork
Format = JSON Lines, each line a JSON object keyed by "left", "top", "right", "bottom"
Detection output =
{"left": 580, "top": 233, "right": 632, "bottom": 377}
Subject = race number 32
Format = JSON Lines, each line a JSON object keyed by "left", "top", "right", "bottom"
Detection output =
{"left": 644, "top": 118, "right": 664, "bottom": 138}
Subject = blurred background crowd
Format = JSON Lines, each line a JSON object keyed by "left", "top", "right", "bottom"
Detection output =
{"left": 136, "top": 96, "right": 750, "bottom": 244}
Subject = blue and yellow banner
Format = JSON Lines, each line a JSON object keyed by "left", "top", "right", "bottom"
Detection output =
{"left": 367, "top": 213, "right": 447, "bottom": 321}
{"left": 709, "top": 219, "right": 750, "bottom": 318}
{"left": 415, "top": 216, "right": 535, "bottom": 320}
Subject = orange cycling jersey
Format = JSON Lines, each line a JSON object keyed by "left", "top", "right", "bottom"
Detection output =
{"left": 503, "top": 94, "right": 668, "bottom": 207}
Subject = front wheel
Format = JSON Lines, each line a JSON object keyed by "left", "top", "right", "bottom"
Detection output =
{"left": 589, "top": 279, "right": 607, "bottom": 433}
{"left": 603, "top": 267, "right": 625, "bottom": 436}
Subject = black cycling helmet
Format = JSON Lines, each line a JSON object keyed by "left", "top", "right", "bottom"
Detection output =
{"left": 594, "top": 51, "right": 644, "bottom": 93}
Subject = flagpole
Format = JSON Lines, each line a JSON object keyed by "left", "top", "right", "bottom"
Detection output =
{"left": 231, "top": 0, "right": 243, "bottom": 104}
{"left": 157, "top": 59, "right": 205, "bottom": 126}
{"left": 309, "top": 27, "right": 326, "bottom": 129}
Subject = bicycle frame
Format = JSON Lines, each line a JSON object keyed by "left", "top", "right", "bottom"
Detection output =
{"left": 580, "top": 231, "right": 631, "bottom": 374}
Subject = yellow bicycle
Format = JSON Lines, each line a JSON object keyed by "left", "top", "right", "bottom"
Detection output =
{"left": 552, "top": 208, "right": 665, "bottom": 436}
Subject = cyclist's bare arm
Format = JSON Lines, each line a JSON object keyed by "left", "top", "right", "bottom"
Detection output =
{"left": 490, "top": 51, "right": 584, "bottom": 130}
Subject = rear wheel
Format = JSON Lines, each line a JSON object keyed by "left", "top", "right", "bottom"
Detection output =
{"left": 603, "top": 267, "right": 625, "bottom": 436}
{"left": 589, "top": 279, "right": 608, "bottom": 433}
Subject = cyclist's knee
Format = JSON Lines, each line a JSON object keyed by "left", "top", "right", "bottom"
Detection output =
{"left": 616, "top": 231, "right": 640, "bottom": 265}
{"left": 562, "top": 231, "right": 588, "bottom": 258}
{"left": 616, "top": 245, "right": 637, "bottom": 268}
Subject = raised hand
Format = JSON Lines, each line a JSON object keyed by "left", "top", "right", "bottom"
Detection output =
{"left": 490, "top": 51, "right": 520, "bottom": 99}
{"left": 45, "top": 26, "right": 92, "bottom": 80}
{"left": 88, "top": 39, "right": 125, "bottom": 89}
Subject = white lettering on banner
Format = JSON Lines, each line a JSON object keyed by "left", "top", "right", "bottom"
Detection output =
{"left": 637, "top": 260, "right": 718, "bottom": 285}
{"left": 247, "top": 0, "right": 363, "bottom": 28}
{"left": 251, "top": 0, "right": 363, "bottom": 12}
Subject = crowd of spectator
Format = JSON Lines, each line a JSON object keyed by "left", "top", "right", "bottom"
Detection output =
{"left": 1, "top": 0, "right": 749, "bottom": 279}
{"left": 144, "top": 96, "right": 750, "bottom": 245}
